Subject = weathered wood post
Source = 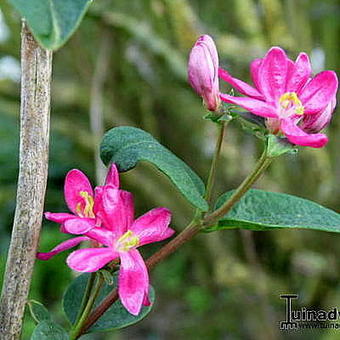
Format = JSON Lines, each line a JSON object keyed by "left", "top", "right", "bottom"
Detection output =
{"left": 0, "top": 21, "right": 52, "bottom": 339}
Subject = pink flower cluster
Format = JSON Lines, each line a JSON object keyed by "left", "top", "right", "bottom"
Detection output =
{"left": 188, "top": 35, "right": 338, "bottom": 148}
{"left": 37, "top": 165, "right": 174, "bottom": 316}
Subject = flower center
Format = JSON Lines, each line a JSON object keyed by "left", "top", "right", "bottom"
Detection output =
{"left": 76, "top": 191, "right": 95, "bottom": 218}
{"left": 279, "top": 92, "right": 304, "bottom": 118}
{"left": 116, "top": 230, "right": 139, "bottom": 252}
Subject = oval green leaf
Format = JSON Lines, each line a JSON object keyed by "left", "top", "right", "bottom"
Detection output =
{"left": 28, "top": 300, "right": 51, "bottom": 324}
{"left": 205, "top": 189, "right": 340, "bottom": 233}
{"left": 63, "top": 273, "right": 155, "bottom": 333}
{"left": 31, "top": 321, "right": 68, "bottom": 340}
{"left": 100, "top": 126, "right": 208, "bottom": 211}
{"left": 8, "top": 0, "right": 92, "bottom": 50}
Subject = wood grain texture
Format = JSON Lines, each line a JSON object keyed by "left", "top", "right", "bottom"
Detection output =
{"left": 0, "top": 21, "right": 52, "bottom": 340}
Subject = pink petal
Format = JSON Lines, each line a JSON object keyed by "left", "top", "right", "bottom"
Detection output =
{"left": 188, "top": 35, "right": 219, "bottom": 93}
{"left": 64, "top": 169, "right": 94, "bottom": 215}
{"left": 250, "top": 58, "right": 262, "bottom": 91}
{"left": 85, "top": 227, "right": 114, "bottom": 247}
{"left": 64, "top": 218, "right": 96, "bottom": 234}
{"left": 299, "top": 71, "right": 338, "bottom": 114}
{"left": 219, "top": 68, "right": 264, "bottom": 100}
{"left": 118, "top": 249, "right": 149, "bottom": 316}
{"left": 94, "top": 186, "right": 104, "bottom": 216}
{"left": 96, "top": 187, "right": 134, "bottom": 235}
{"left": 258, "top": 47, "right": 289, "bottom": 102}
{"left": 220, "top": 93, "right": 277, "bottom": 118}
{"left": 44, "top": 212, "right": 75, "bottom": 224}
{"left": 280, "top": 119, "right": 328, "bottom": 148}
{"left": 300, "top": 95, "right": 336, "bottom": 133}
{"left": 105, "top": 164, "right": 120, "bottom": 187}
{"left": 63, "top": 217, "right": 114, "bottom": 246}
{"left": 36, "top": 236, "right": 90, "bottom": 260}
{"left": 286, "top": 52, "right": 311, "bottom": 93}
{"left": 67, "top": 248, "right": 118, "bottom": 272}
{"left": 198, "top": 35, "right": 219, "bottom": 72}
{"left": 188, "top": 35, "right": 220, "bottom": 111}
{"left": 130, "top": 207, "right": 174, "bottom": 246}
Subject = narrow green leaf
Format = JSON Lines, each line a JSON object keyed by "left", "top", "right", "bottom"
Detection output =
{"left": 100, "top": 126, "right": 208, "bottom": 211}
{"left": 205, "top": 189, "right": 340, "bottom": 233}
{"left": 8, "top": 0, "right": 92, "bottom": 50}
{"left": 31, "top": 321, "right": 68, "bottom": 340}
{"left": 28, "top": 300, "right": 51, "bottom": 324}
{"left": 63, "top": 273, "right": 155, "bottom": 333}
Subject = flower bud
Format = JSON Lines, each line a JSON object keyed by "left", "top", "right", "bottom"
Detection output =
{"left": 300, "top": 96, "right": 337, "bottom": 133}
{"left": 188, "top": 35, "right": 220, "bottom": 111}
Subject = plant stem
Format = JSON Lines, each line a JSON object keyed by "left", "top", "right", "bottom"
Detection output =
{"left": 78, "top": 145, "right": 272, "bottom": 337}
{"left": 73, "top": 273, "right": 96, "bottom": 326}
{"left": 204, "top": 122, "right": 226, "bottom": 206}
{"left": 89, "top": 27, "right": 112, "bottom": 185}
{"left": 203, "top": 148, "right": 271, "bottom": 225}
{"left": 70, "top": 273, "right": 104, "bottom": 340}
{"left": 0, "top": 22, "right": 52, "bottom": 340}
{"left": 146, "top": 218, "right": 201, "bottom": 270}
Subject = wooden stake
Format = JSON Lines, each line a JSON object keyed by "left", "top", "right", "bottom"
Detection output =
{"left": 0, "top": 21, "right": 52, "bottom": 339}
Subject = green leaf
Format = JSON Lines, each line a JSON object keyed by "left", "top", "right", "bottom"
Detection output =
{"left": 100, "top": 126, "right": 208, "bottom": 211}
{"left": 63, "top": 273, "right": 155, "bottom": 333}
{"left": 205, "top": 189, "right": 340, "bottom": 233}
{"left": 31, "top": 321, "right": 68, "bottom": 340}
{"left": 266, "top": 134, "right": 297, "bottom": 158}
{"left": 28, "top": 300, "right": 51, "bottom": 324}
{"left": 8, "top": 0, "right": 92, "bottom": 50}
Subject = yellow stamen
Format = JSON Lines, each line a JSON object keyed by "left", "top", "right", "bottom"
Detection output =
{"left": 279, "top": 92, "right": 304, "bottom": 115}
{"left": 116, "top": 230, "right": 139, "bottom": 252}
{"left": 76, "top": 191, "right": 95, "bottom": 218}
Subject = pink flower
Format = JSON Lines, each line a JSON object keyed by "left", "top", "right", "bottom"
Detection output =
{"left": 219, "top": 47, "right": 338, "bottom": 148}
{"left": 37, "top": 165, "right": 120, "bottom": 260}
{"left": 64, "top": 185, "right": 174, "bottom": 315}
{"left": 37, "top": 165, "right": 174, "bottom": 315}
{"left": 188, "top": 35, "right": 220, "bottom": 111}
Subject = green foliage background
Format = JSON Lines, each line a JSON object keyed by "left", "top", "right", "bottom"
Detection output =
{"left": 0, "top": 0, "right": 339, "bottom": 339}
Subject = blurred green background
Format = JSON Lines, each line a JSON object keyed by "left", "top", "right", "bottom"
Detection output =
{"left": 0, "top": 0, "right": 339, "bottom": 339}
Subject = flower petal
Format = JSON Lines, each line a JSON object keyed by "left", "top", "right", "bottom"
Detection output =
{"left": 131, "top": 207, "right": 174, "bottom": 246}
{"left": 118, "top": 249, "right": 149, "bottom": 316}
{"left": 220, "top": 93, "right": 277, "bottom": 118}
{"left": 250, "top": 58, "right": 262, "bottom": 91}
{"left": 219, "top": 68, "right": 264, "bottom": 100}
{"left": 67, "top": 248, "right": 118, "bottom": 272}
{"left": 105, "top": 163, "right": 120, "bottom": 187}
{"left": 85, "top": 227, "right": 114, "bottom": 247}
{"left": 96, "top": 187, "right": 134, "bottom": 235}
{"left": 286, "top": 52, "right": 311, "bottom": 93}
{"left": 188, "top": 35, "right": 220, "bottom": 111}
{"left": 188, "top": 35, "right": 218, "bottom": 93}
{"left": 280, "top": 119, "right": 328, "bottom": 148}
{"left": 64, "top": 169, "right": 94, "bottom": 214}
{"left": 299, "top": 71, "right": 338, "bottom": 114}
{"left": 44, "top": 212, "right": 75, "bottom": 224}
{"left": 36, "top": 236, "right": 90, "bottom": 260}
{"left": 300, "top": 96, "right": 336, "bottom": 133}
{"left": 258, "top": 47, "right": 289, "bottom": 102}
{"left": 64, "top": 218, "right": 96, "bottom": 234}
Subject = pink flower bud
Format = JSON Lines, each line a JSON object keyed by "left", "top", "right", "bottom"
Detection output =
{"left": 188, "top": 35, "right": 220, "bottom": 111}
{"left": 300, "top": 96, "right": 337, "bottom": 133}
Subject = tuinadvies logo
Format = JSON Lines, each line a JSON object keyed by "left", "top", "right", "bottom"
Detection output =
{"left": 280, "top": 294, "right": 340, "bottom": 330}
